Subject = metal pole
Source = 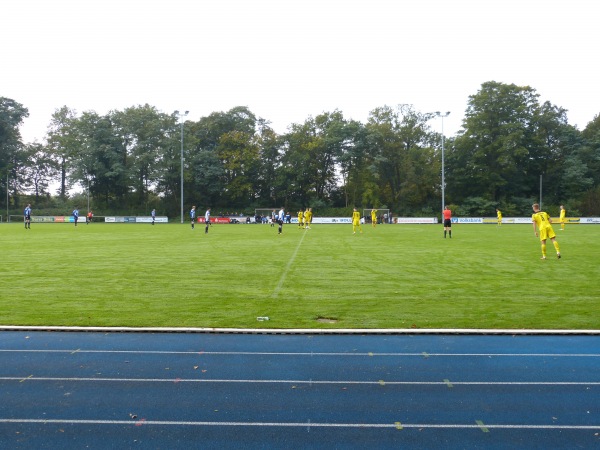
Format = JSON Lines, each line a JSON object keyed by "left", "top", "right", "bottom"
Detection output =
{"left": 180, "top": 120, "right": 184, "bottom": 224}
{"left": 441, "top": 116, "right": 445, "bottom": 211}
{"left": 540, "top": 174, "right": 543, "bottom": 210}
{"left": 175, "top": 110, "right": 189, "bottom": 224}
{"left": 435, "top": 112, "right": 450, "bottom": 211}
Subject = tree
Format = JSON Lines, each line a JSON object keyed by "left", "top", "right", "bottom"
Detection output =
{"left": 449, "top": 82, "right": 544, "bottom": 204}
{"left": 0, "top": 97, "right": 29, "bottom": 207}
{"left": 21, "top": 143, "right": 55, "bottom": 200}
{"left": 70, "top": 111, "right": 129, "bottom": 209}
{"left": 363, "top": 105, "right": 438, "bottom": 213}
{"left": 186, "top": 107, "right": 260, "bottom": 210}
{"left": 112, "top": 105, "right": 174, "bottom": 207}
{"left": 46, "top": 106, "right": 78, "bottom": 198}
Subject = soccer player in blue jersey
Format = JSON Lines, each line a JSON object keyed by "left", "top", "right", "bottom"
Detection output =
{"left": 72, "top": 208, "right": 79, "bottom": 226}
{"left": 151, "top": 209, "right": 156, "bottom": 225}
{"left": 190, "top": 206, "right": 196, "bottom": 229}
{"left": 204, "top": 208, "right": 211, "bottom": 234}
{"left": 24, "top": 204, "right": 32, "bottom": 229}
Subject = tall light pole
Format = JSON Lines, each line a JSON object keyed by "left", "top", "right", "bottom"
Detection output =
{"left": 434, "top": 111, "right": 450, "bottom": 211}
{"left": 175, "top": 110, "right": 189, "bottom": 224}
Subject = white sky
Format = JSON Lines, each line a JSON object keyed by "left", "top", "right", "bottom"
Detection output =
{"left": 3, "top": 0, "right": 599, "bottom": 143}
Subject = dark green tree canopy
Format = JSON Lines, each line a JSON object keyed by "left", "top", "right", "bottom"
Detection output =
{"left": 4, "top": 84, "right": 600, "bottom": 217}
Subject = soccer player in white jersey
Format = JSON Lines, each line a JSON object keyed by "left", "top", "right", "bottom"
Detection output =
{"left": 204, "top": 208, "right": 211, "bottom": 234}
{"left": 278, "top": 207, "right": 285, "bottom": 234}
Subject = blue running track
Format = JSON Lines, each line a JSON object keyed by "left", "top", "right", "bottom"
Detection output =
{"left": 0, "top": 331, "right": 599, "bottom": 449}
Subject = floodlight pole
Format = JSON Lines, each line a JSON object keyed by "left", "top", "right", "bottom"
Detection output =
{"left": 175, "top": 110, "right": 189, "bottom": 224}
{"left": 434, "top": 111, "right": 450, "bottom": 211}
{"left": 539, "top": 174, "right": 543, "bottom": 210}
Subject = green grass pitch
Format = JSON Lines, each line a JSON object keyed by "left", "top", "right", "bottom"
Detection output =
{"left": 1, "top": 221, "right": 599, "bottom": 330}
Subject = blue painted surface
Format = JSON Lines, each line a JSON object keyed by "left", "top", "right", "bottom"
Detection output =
{"left": 0, "top": 332, "right": 598, "bottom": 449}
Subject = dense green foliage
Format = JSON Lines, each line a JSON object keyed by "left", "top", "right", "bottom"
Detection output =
{"left": 1, "top": 222, "right": 598, "bottom": 329}
{"left": 1, "top": 81, "right": 600, "bottom": 218}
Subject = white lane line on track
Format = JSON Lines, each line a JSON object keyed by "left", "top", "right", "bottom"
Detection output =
{"left": 1, "top": 349, "right": 599, "bottom": 357}
{"left": 0, "top": 418, "right": 598, "bottom": 430}
{"left": 1, "top": 377, "right": 599, "bottom": 385}
{"left": 272, "top": 228, "right": 306, "bottom": 297}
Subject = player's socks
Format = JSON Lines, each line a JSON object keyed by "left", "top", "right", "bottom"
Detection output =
{"left": 541, "top": 243, "right": 547, "bottom": 258}
{"left": 444, "top": 230, "right": 446, "bottom": 238}
{"left": 449, "top": 231, "right": 452, "bottom": 238}
{"left": 553, "top": 241, "right": 560, "bottom": 255}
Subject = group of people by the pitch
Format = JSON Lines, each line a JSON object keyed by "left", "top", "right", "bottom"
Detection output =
{"left": 23, "top": 204, "right": 91, "bottom": 228}
{"left": 446, "top": 204, "right": 565, "bottom": 260}
{"left": 188, "top": 206, "right": 211, "bottom": 233}
{"left": 24, "top": 201, "right": 567, "bottom": 259}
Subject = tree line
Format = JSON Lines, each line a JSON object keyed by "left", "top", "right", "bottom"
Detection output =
{"left": 1, "top": 80, "right": 599, "bottom": 219}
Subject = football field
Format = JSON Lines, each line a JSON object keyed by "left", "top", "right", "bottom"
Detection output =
{"left": 1, "top": 221, "right": 599, "bottom": 330}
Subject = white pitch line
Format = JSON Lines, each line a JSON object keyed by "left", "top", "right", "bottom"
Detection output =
{"left": 272, "top": 229, "right": 306, "bottom": 297}
{"left": 1, "top": 349, "right": 599, "bottom": 357}
{"left": 1, "top": 376, "right": 599, "bottom": 386}
{"left": 0, "top": 418, "right": 598, "bottom": 430}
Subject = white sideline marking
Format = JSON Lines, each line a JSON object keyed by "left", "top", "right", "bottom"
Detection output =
{"left": 0, "top": 418, "right": 598, "bottom": 430}
{"left": 272, "top": 229, "right": 306, "bottom": 297}
{"left": 2, "top": 376, "right": 599, "bottom": 385}
{"left": 1, "top": 349, "right": 599, "bottom": 357}
{"left": 1, "top": 325, "right": 599, "bottom": 335}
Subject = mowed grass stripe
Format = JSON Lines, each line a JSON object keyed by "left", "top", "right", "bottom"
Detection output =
{"left": 0, "top": 222, "right": 598, "bottom": 329}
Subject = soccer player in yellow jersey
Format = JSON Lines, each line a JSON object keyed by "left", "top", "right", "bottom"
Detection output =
{"left": 371, "top": 209, "right": 377, "bottom": 227}
{"left": 305, "top": 208, "right": 313, "bottom": 229}
{"left": 352, "top": 208, "right": 363, "bottom": 234}
{"left": 559, "top": 205, "right": 566, "bottom": 231}
{"left": 496, "top": 208, "right": 502, "bottom": 226}
{"left": 297, "top": 209, "right": 304, "bottom": 229}
{"left": 532, "top": 203, "right": 561, "bottom": 260}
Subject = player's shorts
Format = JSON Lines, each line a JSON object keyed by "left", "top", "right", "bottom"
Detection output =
{"left": 443, "top": 219, "right": 452, "bottom": 227}
{"left": 539, "top": 227, "right": 556, "bottom": 241}
{"left": 25, "top": 215, "right": 31, "bottom": 221}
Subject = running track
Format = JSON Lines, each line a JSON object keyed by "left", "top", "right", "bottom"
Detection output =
{"left": 0, "top": 331, "right": 599, "bottom": 449}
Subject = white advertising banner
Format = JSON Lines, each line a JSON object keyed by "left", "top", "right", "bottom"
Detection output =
{"left": 395, "top": 217, "right": 438, "bottom": 224}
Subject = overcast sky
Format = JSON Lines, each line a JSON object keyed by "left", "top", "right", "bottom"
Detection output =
{"left": 3, "top": 0, "right": 599, "bottom": 143}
